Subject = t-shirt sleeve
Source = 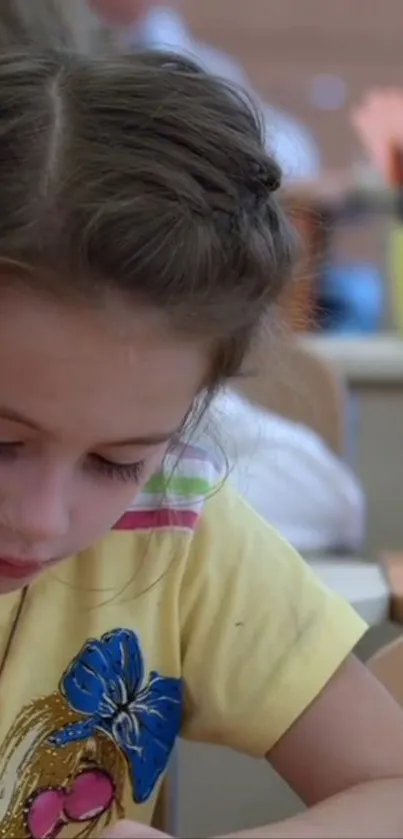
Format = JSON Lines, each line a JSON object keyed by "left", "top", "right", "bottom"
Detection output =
{"left": 179, "top": 483, "right": 367, "bottom": 757}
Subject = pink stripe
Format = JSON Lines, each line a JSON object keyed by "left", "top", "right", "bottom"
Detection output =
{"left": 113, "top": 507, "right": 199, "bottom": 531}
{"left": 175, "top": 442, "right": 221, "bottom": 472}
{"left": 171, "top": 442, "right": 209, "bottom": 460}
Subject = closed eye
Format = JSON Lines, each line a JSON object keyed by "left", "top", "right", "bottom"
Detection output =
{"left": 0, "top": 442, "right": 146, "bottom": 484}
{"left": 0, "top": 442, "right": 22, "bottom": 460}
{"left": 87, "top": 455, "right": 146, "bottom": 484}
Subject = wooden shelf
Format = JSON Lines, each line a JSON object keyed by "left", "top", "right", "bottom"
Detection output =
{"left": 300, "top": 333, "right": 403, "bottom": 385}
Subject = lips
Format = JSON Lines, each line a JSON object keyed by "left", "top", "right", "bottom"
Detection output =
{"left": 0, "top": 556, "right": 48, "bottom": 579}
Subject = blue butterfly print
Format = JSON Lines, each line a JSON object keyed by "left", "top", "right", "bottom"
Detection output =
{"left": 49, "top": 628, "right": 183, "bottom": 803}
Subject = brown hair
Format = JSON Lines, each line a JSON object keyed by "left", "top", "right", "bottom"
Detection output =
{"left": 0, "top": 40, "right": 294, "bottom": 388}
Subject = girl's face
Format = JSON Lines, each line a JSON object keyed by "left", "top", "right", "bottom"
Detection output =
{"left": 0, "top": 288, "right": 207, "bottom": 594}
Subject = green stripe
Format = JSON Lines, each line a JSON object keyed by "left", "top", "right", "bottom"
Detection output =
{"left": 145, "top": 474, "right": 211, "bottom": 496}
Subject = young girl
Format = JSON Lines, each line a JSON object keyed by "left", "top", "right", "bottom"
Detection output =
{"left": 0, "top": 13, "right": 402, "bottom": 839}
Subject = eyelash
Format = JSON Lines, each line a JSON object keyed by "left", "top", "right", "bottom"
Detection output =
{"left": 0, "top": 442, "right": 21, "bottom": 460}
{"left": 0, "top": 444, "right": 146, "bottom": 484}
{"left": 87, "top": 456, "right": 146, "bottom": 484}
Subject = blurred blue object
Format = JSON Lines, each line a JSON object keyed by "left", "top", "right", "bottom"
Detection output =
{"left": 317, "top": 262, "right": 385, "bottom": 334}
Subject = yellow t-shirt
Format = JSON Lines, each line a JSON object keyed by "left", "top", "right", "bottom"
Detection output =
{"left": 0, "top": 446, "right": 366, "bottom": 837}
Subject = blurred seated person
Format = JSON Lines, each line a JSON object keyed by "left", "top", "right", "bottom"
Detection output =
{"left": 87, "top": 0, "right": 321, "bottom": 180}
{"left": 194, "top": 388, "right": 365, "bottom": 554}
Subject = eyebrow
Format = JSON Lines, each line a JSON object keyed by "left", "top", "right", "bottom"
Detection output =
{"left": 0, "top": 407, "right": 177, "bottom": 447}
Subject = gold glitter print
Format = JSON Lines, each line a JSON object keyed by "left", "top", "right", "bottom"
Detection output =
{"left": 0, "top": 628, "right": 182, "bottom": 837}
{"left": 0, "top": 693, "right": 126, "bottom": 838}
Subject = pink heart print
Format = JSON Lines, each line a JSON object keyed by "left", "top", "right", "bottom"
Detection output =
{"left": 27, "top": 768, "right": 115, "bottom": 838}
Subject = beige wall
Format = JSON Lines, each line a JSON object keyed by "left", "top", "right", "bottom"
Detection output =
{"left": 184, "top": 0, "right": 403, "bottom": 170}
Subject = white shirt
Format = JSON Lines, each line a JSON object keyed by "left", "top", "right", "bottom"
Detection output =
{"left": 194, "top": 389, "right": 365, "bottom": 553}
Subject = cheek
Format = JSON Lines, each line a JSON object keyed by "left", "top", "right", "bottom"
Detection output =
{"left": 76, "top": 448, "right": 166, "bottom": 530}
{"left": 71, "top": 483, "right": 142, "bottom": 549}
{"left": 0, "top": 447, "right": 168, "bottom": 554}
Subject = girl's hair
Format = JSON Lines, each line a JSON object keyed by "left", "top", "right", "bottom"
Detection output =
{"left": 0, "top": 31, "right": 294, "bottom": 387}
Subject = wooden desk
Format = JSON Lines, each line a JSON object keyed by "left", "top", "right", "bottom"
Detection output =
{"left": 299, "top": 333, "right": 403, "bottom": 555}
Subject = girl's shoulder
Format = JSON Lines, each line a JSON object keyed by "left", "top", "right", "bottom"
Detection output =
{"left": 112, "top": 443, "right": 224, "bottom": 536}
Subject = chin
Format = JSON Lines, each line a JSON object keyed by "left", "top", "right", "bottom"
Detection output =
{"left": 0, "top": 573, "right": 39, "bottom": 595}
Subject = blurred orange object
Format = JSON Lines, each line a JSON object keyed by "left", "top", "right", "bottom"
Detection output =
{"left": 278, "top": 174, "right": 348, "bottom": 332}
{"left": 388, "top": 141, "right": 403, "bottom": 186}
{"left": 278, "top": 205, "right": 323, "bottom": 332}
{"left": 351, "top": 90, "right": 403, "bottom": 334}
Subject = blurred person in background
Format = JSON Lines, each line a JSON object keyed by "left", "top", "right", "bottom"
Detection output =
{"left": 195, "top": 387, "right": 365, "bottom": 554}
{"left": 87, "top": 0, "right": 321, "bottom": 180}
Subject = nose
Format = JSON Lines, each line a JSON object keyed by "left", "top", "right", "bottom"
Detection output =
{"left": 9, "top": 470, "right": 71, "bottom": 545}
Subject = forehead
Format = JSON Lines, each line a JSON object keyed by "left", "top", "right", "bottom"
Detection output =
{"left": 0, "top": 291, "right": 207, "bottom": 444}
